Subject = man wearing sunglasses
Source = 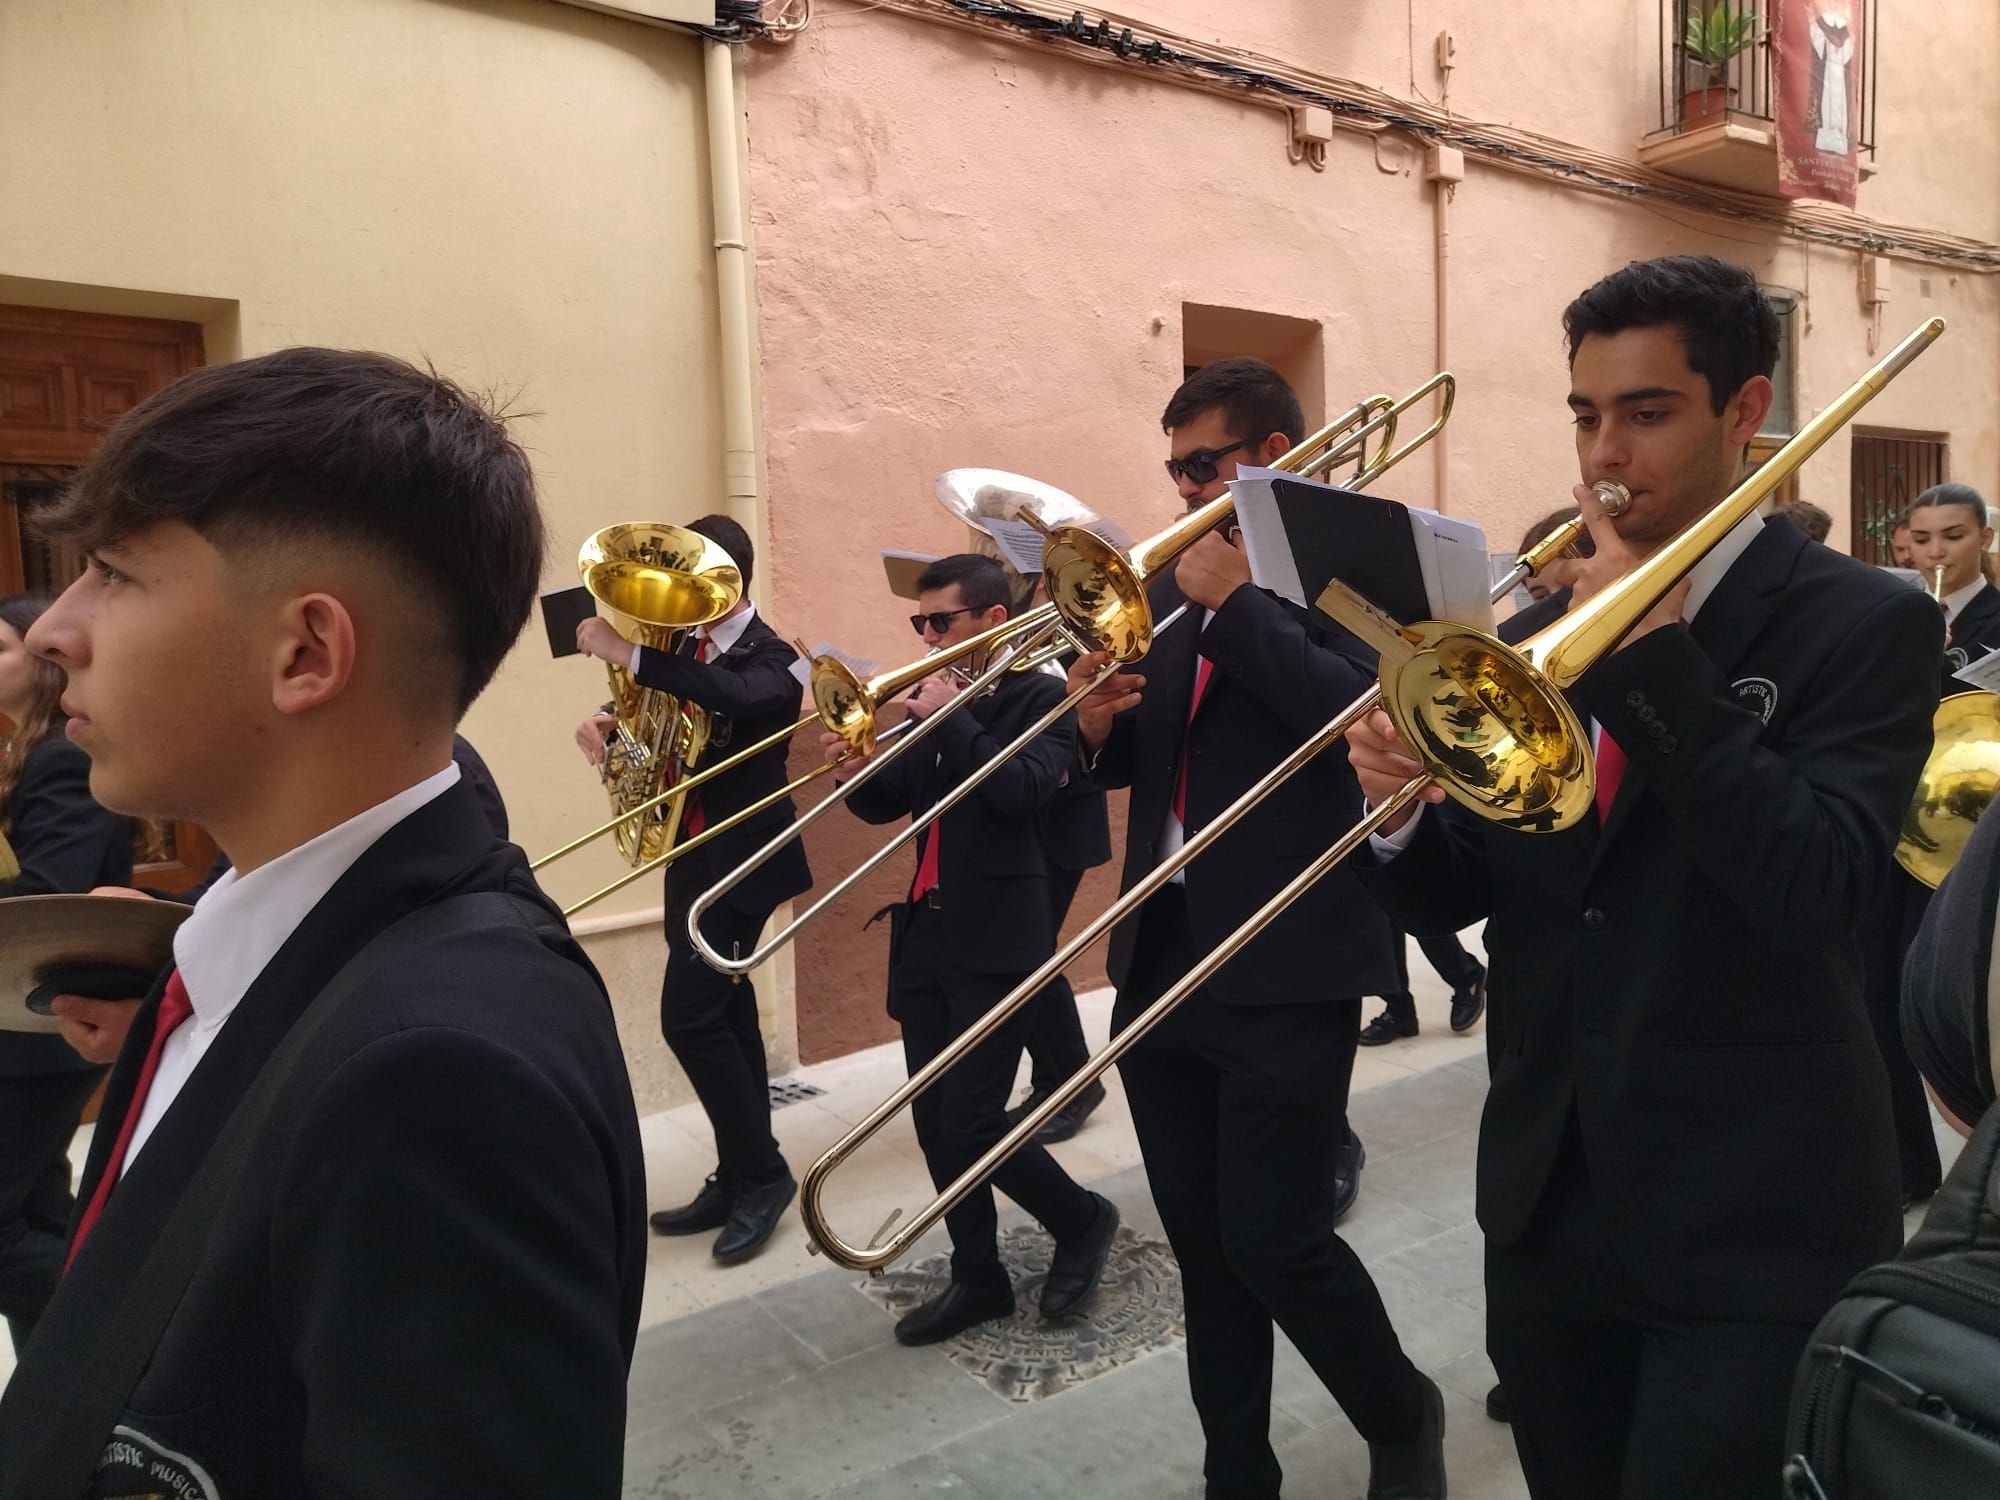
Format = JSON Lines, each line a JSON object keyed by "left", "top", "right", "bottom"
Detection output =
{"left": 827, "top": 553, "right": 1118, "bottom": 1347}
{"left": 1067, "top": 358, "right": 1442, "bottom": 1499}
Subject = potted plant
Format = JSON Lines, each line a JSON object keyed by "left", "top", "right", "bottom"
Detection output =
{"left": 1681, "top": 2, "right": 1758, "bottom": 126}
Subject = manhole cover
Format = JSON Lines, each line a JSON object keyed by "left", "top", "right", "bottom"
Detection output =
{"left": 767, "top": 1078, "right": 825, "bottom": 1110}
{"left": 858, "top": 1223, "right": 1184, "bottom": 1402}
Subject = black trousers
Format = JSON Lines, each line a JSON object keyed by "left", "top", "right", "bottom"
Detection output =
{"left": 1023, "top": 864, "right": 1090, "bottom": 1093}
{"left": 1857, "top": 866, "right": 1942, "bottom": 1200}
{"left": 661, "top": 899, "right": 786, "bottom": 1185}
{"left": 1387, "top": 926, "right": 1480, "bottom": 999}
{"left": 0, "top": 1067, "right": 104, "bottom": 1350}
{"left": 1114, "top": 886, "right": 1424, "bottom": 1499}
{"left": 1487, "top": 1128, "right": 1812, "bottom": 1500}
{"left": 893, "top": 904, "right": 1097, "bottom": 1284}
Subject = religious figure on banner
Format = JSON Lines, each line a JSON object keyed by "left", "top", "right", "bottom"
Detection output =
{"left": 1809, "top": 1, "right": 1855, "bottom": 155}
{"left": 1774, "top": 0, "right": 1862, "bottom": 208}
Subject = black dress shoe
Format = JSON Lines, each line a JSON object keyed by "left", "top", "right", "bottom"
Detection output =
{"left": 1033, "top": 1079, "right": 1108, "bottom": 1145}
{"left": 1448, "top": 963, "right": 1487, "bottom": 1033}
{"left": 894, "top": 1278, "right": 1016, "bottom": 1346}
{"left": 1359, "top": 997, "right": 1419, "bottom": 1046}
{"left": 1332, "top": 1132, "right": 1366, "bottom": 1224}
{"left": 1368, "top": 1374, "right": 1446, "bottom": 1499}
{"left": 712, "top": 1173, "right": 796, "bottom": 1265}
{"left": 649, "top": 1174, "right": 735, "bottom": 1236}
{"left": 1484, "top": 1382, "right": 1510, "bottom": 1424}
{"left": 1042, "top": 1193, "right": 1119, "bottom": 1319}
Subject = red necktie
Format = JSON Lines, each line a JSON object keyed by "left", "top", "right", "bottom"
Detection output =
{"left": 1594, "top": 730, "right": 1628, "bottom": 825}
{"left": 1172, "top": 656, "right": 1216, "bottom": 827}
{"left": 67, "top": 970, "right": 195, "bottom": 1267}
{"left": 910, "top": 821, "right": 941, "bottom": 902}
{"left": 681, "top": 636, "right": 710, "bottom": 839}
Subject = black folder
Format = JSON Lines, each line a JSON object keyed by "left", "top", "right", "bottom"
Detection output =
{"left": 539, "top": 585, "right": 597, "bottom": 659}
{"left": 1261, "top": 477, "right": 1433, "bottom": 630}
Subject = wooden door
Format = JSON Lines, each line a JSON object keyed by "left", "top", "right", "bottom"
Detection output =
{"left": 0, "top": 304, "right": 217, "bottom": 891}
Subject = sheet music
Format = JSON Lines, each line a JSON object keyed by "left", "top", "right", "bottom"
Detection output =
{"left": 1408, "top": 508, "right": 1495, "bottom": 633}
{"left": 1955, "top": 645, "right": 2000, "bottom": 694}
{"left": 974, "top": 516, "right": 1050, "bottom": 578}
{"left": 1231, "top": 466, "right": 1307, "bottom": 608}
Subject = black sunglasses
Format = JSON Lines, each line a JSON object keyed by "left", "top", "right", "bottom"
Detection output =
{"left": 910, "top": 607, "right": 976, "bottom": 635}
{"left": 1164, "top": 440, "right": 1248, "bottom": 486}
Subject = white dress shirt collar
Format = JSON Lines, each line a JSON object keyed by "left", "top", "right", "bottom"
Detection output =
{"left": 122, "top": 761, "right": 462, "bottom": 1172}
{"left": 1681, "top": 511, "right": 1767, "bottom": 622}
{"left": 699, "top": 601, "right": 758, "bottom": 657}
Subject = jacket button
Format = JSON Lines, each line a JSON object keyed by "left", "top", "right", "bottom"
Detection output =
{"left": 1582, "top": 906, "right": 1606, "bottom": 930}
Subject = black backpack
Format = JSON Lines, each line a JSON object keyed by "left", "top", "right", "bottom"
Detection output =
{"left": 1783, "top": 1102, "right": 2000, "bottom": 1497}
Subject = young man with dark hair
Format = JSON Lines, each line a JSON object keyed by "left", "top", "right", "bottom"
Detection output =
{"left": 575, "top": 510, "right": 812, "bottom": 1265}
{"left": 827, "top": 552, "right": 1118, "bottom": 1346}
{"left": 0, "top": 347, "right": 646, "bottom": 1499}
{"left": 1347, "top": 255, "right": 1943, "bottom": 1497}
{"left": 1774, "top": 498, "right": 1834, "bottom": 544}
{"left": 1067, "top": 357, "right": 1440, "bottom": 1499}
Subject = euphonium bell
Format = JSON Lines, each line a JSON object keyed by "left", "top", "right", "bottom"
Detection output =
{"left": 578, "top": 523, "right": 742, "bottom": 865}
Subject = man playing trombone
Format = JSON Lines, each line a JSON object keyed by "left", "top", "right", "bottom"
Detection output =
{"left": 1346, "top": 256, "right": 1942, "bottom": 1498}
{"left": 1067, "top": 358, "right": 1442, "bottom": 1500}
{"left": 824, "top": 553, "right": 1118, "bottom": 1346}
{"left": 575, "top": 513, "right": 812, "bottom": 1265}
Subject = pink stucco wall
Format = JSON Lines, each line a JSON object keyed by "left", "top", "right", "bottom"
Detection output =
{"left": 744, "top": 1, "right": 2000, "bottom": 1059}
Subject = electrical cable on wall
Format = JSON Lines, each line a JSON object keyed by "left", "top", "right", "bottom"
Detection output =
{"left": 813, "top": 0, "right": 2000, "bottom": 274}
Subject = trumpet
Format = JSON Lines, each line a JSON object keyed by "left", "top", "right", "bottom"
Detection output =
{"left": 686, "top": 374, "right": 1456, "bottom": 976}
{"left": 797, "top": 319, "right": 1945, "bottom": 1273}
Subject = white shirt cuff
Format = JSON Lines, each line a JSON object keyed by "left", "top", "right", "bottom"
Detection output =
{"left": 1366, "top": 801, "right": 1424, "bottom": 858}
{"left": 628, "top": 641, "right": 643, "bottom": 673}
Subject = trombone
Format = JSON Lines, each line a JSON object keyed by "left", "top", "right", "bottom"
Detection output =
{"left": 687, "top": 374, "right": 1456, "bottom": 976}
{"left": 797, "top": 318, "right": 1946, "bottom": 1273}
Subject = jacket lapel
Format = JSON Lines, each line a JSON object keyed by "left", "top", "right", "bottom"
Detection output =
{"left": 1587, "top": 520, "right": 1793, "bottom": 871}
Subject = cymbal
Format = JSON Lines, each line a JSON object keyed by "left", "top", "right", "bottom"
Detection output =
{"left": 0, "top": 894, "right": 187, "bottom": 1034}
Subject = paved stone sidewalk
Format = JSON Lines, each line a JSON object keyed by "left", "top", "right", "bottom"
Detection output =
{"left": 622, "top": 1054, "right": 1531, "bottom": 1500}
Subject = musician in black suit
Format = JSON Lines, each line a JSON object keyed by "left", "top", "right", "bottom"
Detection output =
{"left": 832, "top": 554, "right": 1118, "bottom": 1346}
{"left": 577, "top": 512, "right": 812, "bottom": 1263}
{"left": 0, "top": 348, "right": 645, "bottom": 1498}
{"left": 0, "top": 592, "right": 133, "bottom": 1352}
{"left": 1067, "top": 359, "right": 1442, "bottom": 1500}
{"left": 1909, "top": 482, "right": 2000, "bottom": 688}
{"left": 1347, "top": 257, "right": 1943, "bottom": 1498}
{"left": 1854, "top": 483, "right": 2000, "bottom": 1207}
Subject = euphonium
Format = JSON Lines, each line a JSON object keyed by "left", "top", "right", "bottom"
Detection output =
{"left": 578, "top": 523, "right": 743, "bottom": 866}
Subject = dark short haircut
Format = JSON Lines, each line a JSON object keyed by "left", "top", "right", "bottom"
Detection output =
{"left": 1911, "top": 482, "right": 1990, "bottom": 529}
{"left": 1162, "top": 357, "right": 1306, "bottom": 446}
{"left": 1891, "top": 515, "right": 1912, "bottom": 535}
{"left": 1517, "top": 506, "right": 1596, "bottom": 559}
{"left": 688, "top": 512, "right": 755, "bottom": 591}
{"left": 1775, "top": 499, "right": 1834, "bottom": 543}
{"left": 35, "top": 347, "right": 544, "bottom": 716}
{"left": 914, "top": 553, "right": 1011, "bottom": 615}
{"left": 1562, "top": 255, "right": 1780, "bottom": 415}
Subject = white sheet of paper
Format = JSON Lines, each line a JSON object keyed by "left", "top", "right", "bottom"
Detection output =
{"left": 1408, "top": 508, "right": 1495, "bottom": 633}
{"left": 1229, "top": 467, "right": 1307, "bottom": 608}
{"left": 973, "top": 515, "right": 1049, "bottom": 578}
{"left": 1954, "top": 645, "right": 2000, "bottom": 693}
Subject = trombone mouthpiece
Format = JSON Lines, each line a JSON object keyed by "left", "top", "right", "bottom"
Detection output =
{"left": 1592, "top": 480, "right": 1633, "bottom": 517}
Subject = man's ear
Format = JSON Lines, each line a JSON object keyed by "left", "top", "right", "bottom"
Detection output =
{"left": 1724, "top": 375, "right": 1775, "bottom": 449}
{"left": 269, "top": 593, "right": 358, "bottom": 717}
{"left": 1260, "top": 431, "right": 1294, "bottom": 466}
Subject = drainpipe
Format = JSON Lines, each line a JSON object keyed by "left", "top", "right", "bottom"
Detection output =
{"left": 704, "top": 38, "right": 760, "bottom": 541}
{"left": 1424, "top": 144, "right": 1465, "bottom": 513}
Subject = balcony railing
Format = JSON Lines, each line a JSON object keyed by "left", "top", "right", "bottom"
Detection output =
{"left": 1654, "top": 0, "right": 1876, "bottom": 154}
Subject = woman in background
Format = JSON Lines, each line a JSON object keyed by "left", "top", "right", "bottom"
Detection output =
{"left": 0, "top": 592, "right": 133, "bottom": 1353}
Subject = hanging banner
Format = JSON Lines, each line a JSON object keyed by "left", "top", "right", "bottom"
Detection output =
{"left": 1773, "top": 0, "right": 1863, "bottom": 207}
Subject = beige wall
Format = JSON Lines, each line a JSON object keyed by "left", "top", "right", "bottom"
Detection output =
{"left": 0, "top": 0, "right": 758, "bottom": 1109}
{"left": 745, "top": 1, "right": 2000, "bottom": 1056}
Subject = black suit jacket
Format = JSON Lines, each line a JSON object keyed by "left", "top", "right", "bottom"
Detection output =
{"left": 847, "top": 666, "right": 1074, "bottom": 983}
{"left": 633, "top": 612, "right": 813, "bottom": 923}
{"left": 1359, "top": 520, "right": 1943, "bottom": 1323}
{"left": 1039, "top": 656, "right": 1113, "bottom": 876}
{"left": 1088, "top": 576, "right": 1399, "bottom": 1007}
{"left": 1946, "top": 578, "right": 2000, "bottom": 692}
{"left": 0, "top": 780, "right": 647, "bottom": 1498}
{"left": 0, "top": 734, "right": 133, "bottom": 1078}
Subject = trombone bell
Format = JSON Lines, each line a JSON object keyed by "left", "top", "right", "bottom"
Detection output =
{"left": 1895, "top": 690, "right": 2000, "bottom": 889}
